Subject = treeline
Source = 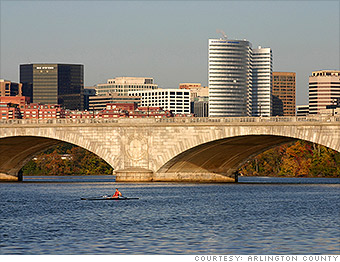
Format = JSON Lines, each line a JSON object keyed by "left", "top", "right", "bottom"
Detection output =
{"left": 239, "top": 140, "right": 340, "bottom": 178}
{"left": 22, "top": 140, "right": 340, "bottom": 177}
{"left": 22, "top": 143, "right": 113, "bottom": 176}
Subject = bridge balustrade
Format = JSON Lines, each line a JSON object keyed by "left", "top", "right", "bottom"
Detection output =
{"left": 0, "top": 116, "right": 339, "bottom": 126}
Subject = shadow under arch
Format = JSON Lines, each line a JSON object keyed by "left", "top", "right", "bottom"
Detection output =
{"left": 156, "top": 135, "right": 298, "bottom": 179}
{"left": 0, "top": 136, "right": 113, "bottom": 181}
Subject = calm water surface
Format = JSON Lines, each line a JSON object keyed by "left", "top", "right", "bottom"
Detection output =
{"left": 0, "top": 176, "right": 339, "bottom": 254}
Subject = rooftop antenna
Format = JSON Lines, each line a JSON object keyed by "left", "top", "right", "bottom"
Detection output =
{"left": 216, "top": 29, "right": 227, "bottom": 39}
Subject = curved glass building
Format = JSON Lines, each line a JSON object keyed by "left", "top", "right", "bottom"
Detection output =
{"left": 208, "top": 38, "right": 252, "bottom": 117}
{"left": 252, "top": 47, "right": 272, "bottom": 117}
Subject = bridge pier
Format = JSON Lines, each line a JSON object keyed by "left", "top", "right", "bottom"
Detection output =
{"left": 0, "top": 173, "right": 21, "bottom": 182}
{"left": 114, "top": 168, "right": 237, "bottom": 183}
{"left": 114, "top": 168, "right": 154, "bottom": 182}
{"left": 153, "top": 172, "right": 236, "bottom": 183}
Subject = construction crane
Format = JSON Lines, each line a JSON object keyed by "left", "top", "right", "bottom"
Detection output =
{"left": 216, "top": 29, "right": 227, "bottom": 39}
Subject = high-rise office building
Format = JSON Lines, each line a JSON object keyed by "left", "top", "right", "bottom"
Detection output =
{"left": 252, "top": 47, "right": 272, "bottom": 117}
{"left": 272, "top": 72, "right": 296, "bottom": 116}
{"left": 20, "top": 63, "right": 84, "bottom": 110}
{"left": 208, "top": 38, "right": 252, "bottom": 117}
{"left": 308, "top": 70, "right": 340, "bottom": 115}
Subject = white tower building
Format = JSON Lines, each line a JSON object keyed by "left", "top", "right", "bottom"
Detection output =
{"left": 252, "top": 47, "right": 273, "bottom": 117}
{"left": 208, "top": 38, "right": 252, "bottom": 117}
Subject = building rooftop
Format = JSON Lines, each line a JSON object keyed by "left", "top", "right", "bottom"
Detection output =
{"left": 106, "top": 77, "right": 155, "bottom": 85}
{"left": 311, "top": 70, "right": 340, "bottom": 77}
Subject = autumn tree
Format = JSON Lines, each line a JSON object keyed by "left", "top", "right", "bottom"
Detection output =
{"left": 239, "top": 140, "right": 340, "bottom": 178}
{"left": 22, "top": 143, "right": 113, "bottom": 176}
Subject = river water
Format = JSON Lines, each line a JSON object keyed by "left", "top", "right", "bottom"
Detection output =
{"left": 0, "top": 176, "right": 339, "bottom": 255}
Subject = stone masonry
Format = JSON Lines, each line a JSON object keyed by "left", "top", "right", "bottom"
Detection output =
{"left": 0, "top": 116, "right": 339, "bottom": 182}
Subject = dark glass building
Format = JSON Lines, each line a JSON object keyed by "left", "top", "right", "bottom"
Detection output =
{"left": 20, "top": 63, "right": 84, "bottom": 110}
{"left": 272, "top": 72, "right": 296, "bottom": 116}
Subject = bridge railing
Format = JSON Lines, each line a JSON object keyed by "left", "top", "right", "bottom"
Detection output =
{"left": 155, "top": 116, "right": 340, "bottom": 123}
{"left": 0, "top": 118, "right": 120, "bottom": 125}
{"left": 0, "top": 116, "right": 339, "bottom": 126}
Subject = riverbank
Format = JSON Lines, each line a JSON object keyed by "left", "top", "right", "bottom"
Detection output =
{"left": 20, "top": 175, "right": 340, "bottom": 184}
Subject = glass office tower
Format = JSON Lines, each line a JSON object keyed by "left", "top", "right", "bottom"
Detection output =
{"left": 208, "top": 38, "right": 252, "bottom": 117}
{"left": 252, "top": 47, "right": 272, "bottom": 117}
{"left": 20, "top": 63, "right": 84, "bottom": 110}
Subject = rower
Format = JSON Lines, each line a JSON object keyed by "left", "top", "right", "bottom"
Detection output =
{"left": 112, "top": 188, "right": 122, "bottom": 198}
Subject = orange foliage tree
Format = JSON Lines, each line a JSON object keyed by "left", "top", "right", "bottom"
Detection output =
{"left": 240, "top": 140, "right": 340, "bottom": 178}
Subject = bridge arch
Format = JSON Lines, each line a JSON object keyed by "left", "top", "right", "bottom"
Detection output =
{"left": 0, "top": 135, "right": 115, "bottom": 181}
{"left": 151, "top": 119, "right": 340, "bottom": 182}
{"left": 156, "top": 135, "right": 297, "bottom": 178}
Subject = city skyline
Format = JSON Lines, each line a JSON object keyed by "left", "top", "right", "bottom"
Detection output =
{"left": 1, "top": 1, "right": 339, "bottom": 105}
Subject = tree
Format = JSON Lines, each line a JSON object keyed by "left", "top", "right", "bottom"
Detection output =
{"left": 239, "top": 140, "right": 340, "bottom": 178}
{"left": 22, "top": 143, "right": 113, "bottom": 176}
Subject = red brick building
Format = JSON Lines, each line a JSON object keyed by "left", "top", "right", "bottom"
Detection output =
{"left": 0, "top": 99, "right": 174, "bottom": 120}
{"left": 21, "top": 103, "right": 65, "bottom": 119}
{"left": 0, "top": 96, "right": 30, "bottom": 110}
{"left": 0, "top": 102, "right": 21, "bottom": 119}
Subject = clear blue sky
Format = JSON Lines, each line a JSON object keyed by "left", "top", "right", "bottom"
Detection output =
{"left": 1, "top": 0, "right": 339, "bottom": 105}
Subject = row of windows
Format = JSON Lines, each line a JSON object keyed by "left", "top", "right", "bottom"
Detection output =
{"left": 309, "top": 83, "right": 340, "bottom": 87}
{"left": 252, "top": 77, "right": 271, "bottom": 80}
{"left": 209, "top": 67, "right": 247, "bottom": 71}
{"left": 25, "top": 105, "right": 59, "bottom": 109}
{"left": 309, "top": 93, "right": 340, "bottom": 97}
{"left": 209, "top": 105, "right": 247, "bottom": 110}
{"left": 274, "top": 77, "right": 295, "bottom": 81}
{"left": 307, "top": 89, "right": 339, "bottom": 93}
{"left": 209, "top": 88, "right": 247, "bottom": 92}
{"left": 273, "top": 84, "right": 295, "bottom": 87}
{"left": 209, "top": 54, "right": 250, "bottom": 58}
{"left": 209, "top": 58, "right": 249, "bottom": 62}
{"left": 209, "top": 48, "right": 251, "bottom": 52}
{"left": 97, "top": 85, "right": 157, "bottom": 89}
{"left": 209, "top": 47, "right": 250, "bottom": 51}
{"left": 209, "top": 74, "right": 247, "bottom": 78}
{"left": 276, "top": 100, "right": 295, "bottom": 103}
{"left": 209, "top": 83, "right": 248, "bottom": 87}
{"left": 142, "top": 102, "right": 190, "bottom": 106}
{"left": 138, "top": 97, "right": 190, "bottom": 101}
{"left": 131, "top": 93, "right": 189, "bottom": 97}
{"left": 252, "top": 68, "right": 272, "bottom": 72}
{"left": 209, "top": 98, "right": 247, "bottom": 102}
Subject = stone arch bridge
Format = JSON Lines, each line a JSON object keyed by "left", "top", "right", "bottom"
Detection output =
{"left": 0, "top": 116, "right": 339, "bottom": 182}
